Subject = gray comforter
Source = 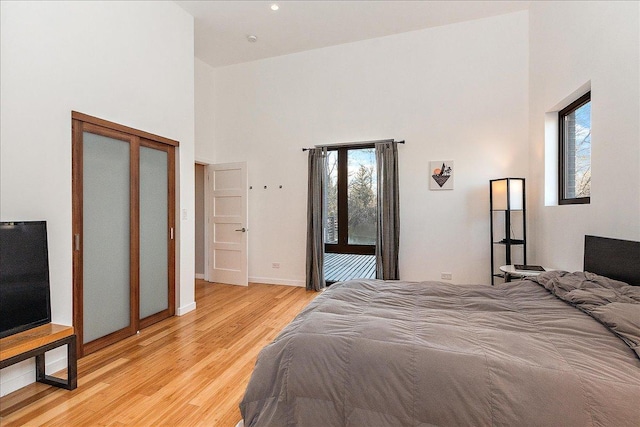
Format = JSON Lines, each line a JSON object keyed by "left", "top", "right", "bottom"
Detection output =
{"left": 240, "top": 272, "right": 640, "bottom": 426}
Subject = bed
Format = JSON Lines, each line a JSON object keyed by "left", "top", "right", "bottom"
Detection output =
{"left": 240, "top": 236, "right": 640, "bottom": 426}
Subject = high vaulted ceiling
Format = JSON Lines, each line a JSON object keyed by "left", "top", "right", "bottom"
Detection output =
{"left": 175, "top": 1, "right": 530, "bottom": 68}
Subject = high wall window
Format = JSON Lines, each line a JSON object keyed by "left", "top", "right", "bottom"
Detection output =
{"left": 559, "top": 91, "right": 591, "bottom": 205}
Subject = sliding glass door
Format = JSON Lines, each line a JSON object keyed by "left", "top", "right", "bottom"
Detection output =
{"left": 325, "top": 146, "right": 377, "bottom": 254}
{"left": 324, "top": 146, "right": 377, "bottom": 283}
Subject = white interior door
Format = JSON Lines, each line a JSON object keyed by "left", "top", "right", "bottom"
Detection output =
{"left": 208, "top": 162, "right": 248, "bottom": 286}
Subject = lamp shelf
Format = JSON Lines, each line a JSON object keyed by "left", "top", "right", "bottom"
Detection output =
{"left": 493, "top": 240, "right": 525, "bottom": 245}
{"left": 490, "top": 178, "right": 526, "bottom": 285}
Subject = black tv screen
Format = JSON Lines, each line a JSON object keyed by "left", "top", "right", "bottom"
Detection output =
{"left": 0, "top": 221, "right": 52, "bottom": 339}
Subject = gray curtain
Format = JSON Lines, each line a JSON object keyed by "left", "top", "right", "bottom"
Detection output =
{"left": 306, "top": 148, "right": 326, "bottom": 291}
{"left": 375, "top": 142, "right": 400, "bottom": 280}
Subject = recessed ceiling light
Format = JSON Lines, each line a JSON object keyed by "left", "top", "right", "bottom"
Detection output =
{"left": 270, "top": 4, "right": 279, "bottom": 11}
{"left": 247, "top": 35, "right": 258, "bottom": 43}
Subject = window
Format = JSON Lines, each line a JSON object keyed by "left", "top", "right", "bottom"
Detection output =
{"left": 325, "top": 145, "right": 377, "bottom": 254}
{"left": 559, "top": 91, "right": 591, "bottom": 205}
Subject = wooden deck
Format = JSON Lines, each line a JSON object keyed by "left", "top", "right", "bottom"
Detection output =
{"left": 324, "top": 253, "right": 376, "bottom": 283}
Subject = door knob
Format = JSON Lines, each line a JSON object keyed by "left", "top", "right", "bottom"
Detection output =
{"left": 235, "top": 227, "right": 246, "bottom": 232}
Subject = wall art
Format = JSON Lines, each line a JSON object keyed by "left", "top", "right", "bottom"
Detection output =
{"left": 429, "top": 160, "right": 454, "bottom": 190}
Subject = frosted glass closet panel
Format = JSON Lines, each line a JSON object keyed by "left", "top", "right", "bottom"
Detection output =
{"left": 83, "top": 133, "right": 131, "bottom": 344}
{"left": 139, "top": 146, "right": 169, "bottom": 319}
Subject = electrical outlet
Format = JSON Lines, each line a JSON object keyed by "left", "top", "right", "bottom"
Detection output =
{"left": 441, "top": 272, "right": 452, "bottom": 280}
{"left": 272, "top": 262, "right": 280, "bottom": 269}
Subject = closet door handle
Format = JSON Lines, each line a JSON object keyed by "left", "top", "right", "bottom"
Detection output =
{"left": 235, "top": 227, "right": 246, "bottom": 232}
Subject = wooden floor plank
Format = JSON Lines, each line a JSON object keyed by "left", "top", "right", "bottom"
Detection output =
{"left": 0, "top": 280, "right": 317, "bottom": 426}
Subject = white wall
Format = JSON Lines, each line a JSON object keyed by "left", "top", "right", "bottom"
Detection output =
{"left": 528, "top": 1, "right": 640, "bottom": 271}
{"left": 0, "top": 1, "right": 195, "bottom": 396}
{"left": 204, "top": 12, "right": 529, "bottom": 286}
{"left": 195, "top": 58, "right": 217, "bottom": 164}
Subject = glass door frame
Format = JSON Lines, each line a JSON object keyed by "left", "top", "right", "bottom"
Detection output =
{"left": 324, "top": 144, "right": 376, "bottom": 256}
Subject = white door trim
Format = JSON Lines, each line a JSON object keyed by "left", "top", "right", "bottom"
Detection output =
{"left": 203, "top": 164, "right": 210, "bottom": 282}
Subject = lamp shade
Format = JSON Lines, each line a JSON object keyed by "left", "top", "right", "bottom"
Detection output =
{"left": 491, "top": 178, "right": 523, "bottom": 210}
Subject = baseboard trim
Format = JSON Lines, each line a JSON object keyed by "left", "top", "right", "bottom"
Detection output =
{"left": 177, "top": 301, "right": 196, "bottom": 316}
{"left": 195, "top": 273, "right": 205, "bottom": 280}
{"left": 249, "top": 276, "right": 305, "bottom": 288}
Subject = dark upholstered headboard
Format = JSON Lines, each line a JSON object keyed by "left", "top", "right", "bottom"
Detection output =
{"left": 584, "top": 235, "right": 640, "bottom": 287}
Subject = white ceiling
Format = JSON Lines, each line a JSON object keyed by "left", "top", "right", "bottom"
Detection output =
{"left": 175, "top": 1, "right": 531, "bottom": 68}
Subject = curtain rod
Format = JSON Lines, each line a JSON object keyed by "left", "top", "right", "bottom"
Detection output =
{"left": 302, "top": 139, "right": 405, "bottom": 152}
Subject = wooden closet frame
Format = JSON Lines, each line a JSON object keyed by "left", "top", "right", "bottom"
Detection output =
{"left": 71, "top": 111, "right": 178, "bottom": 358}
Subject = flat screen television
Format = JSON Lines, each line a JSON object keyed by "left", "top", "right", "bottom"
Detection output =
{"left": 0, "top": 221, "right": 52, "bottom": 339}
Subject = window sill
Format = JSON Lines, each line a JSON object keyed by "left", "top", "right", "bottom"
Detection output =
{"left": 559, "top": 197, "right": 590, "bottom": 205}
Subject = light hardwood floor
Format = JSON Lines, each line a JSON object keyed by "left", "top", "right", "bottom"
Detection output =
{"left": 0, "top": 280, "right": 317, "bottom": 426}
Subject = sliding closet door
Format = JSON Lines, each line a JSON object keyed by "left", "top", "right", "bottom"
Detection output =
{"left": 139, "top": 140, "right": 175, "bottom": 329}
{"left": 74, "top": 124, "right": 138, "bottom": 356}
{"left": 73, "top": 112, "right": 177, "bottom": 358}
